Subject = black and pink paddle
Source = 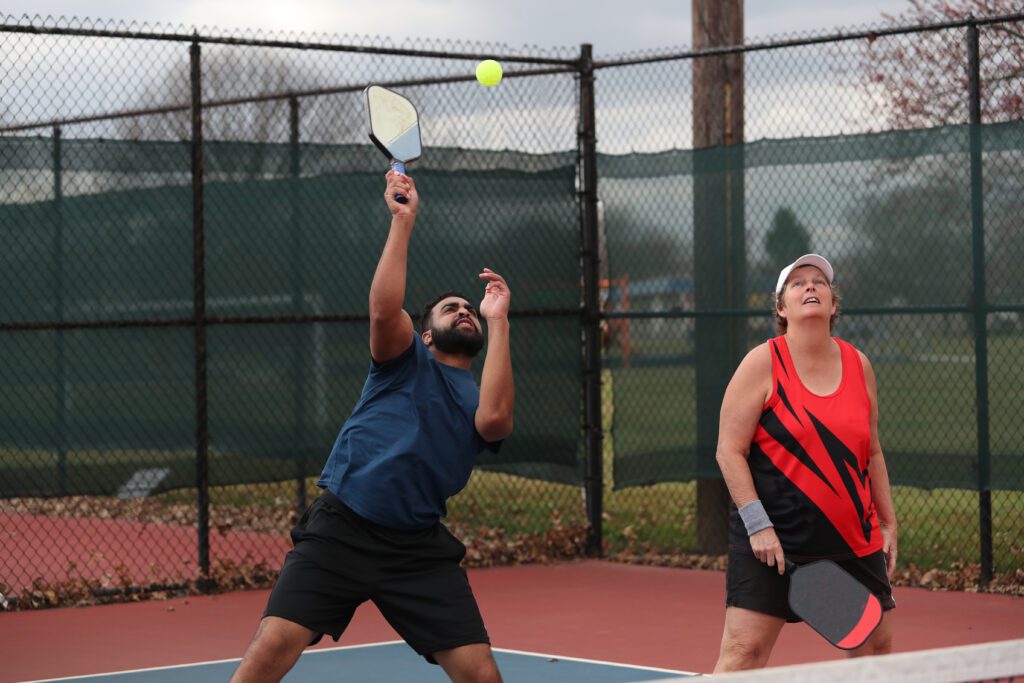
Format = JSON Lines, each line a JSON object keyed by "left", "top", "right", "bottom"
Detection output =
{"left": 787, "top": 559, "right": 883, "bottom": 650}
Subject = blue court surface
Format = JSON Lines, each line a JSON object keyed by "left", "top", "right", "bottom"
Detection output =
{"left": 26, "top": 641, "right": 699, "bottom": 682}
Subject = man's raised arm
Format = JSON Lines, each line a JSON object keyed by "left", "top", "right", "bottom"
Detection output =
{"left": 369, "top": 172, "right": 418, "bottom": 363}
{"left": 475, "top": 269, "right": 514, "bottom": 443}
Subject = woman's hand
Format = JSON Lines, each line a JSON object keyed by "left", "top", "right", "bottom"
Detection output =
{"left": 750, "top": 527, "right": 786, "bottom": 575}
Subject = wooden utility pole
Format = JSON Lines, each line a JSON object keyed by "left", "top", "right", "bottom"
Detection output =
{"left": 692, "top": 0, "right": 744, "bottom": 555}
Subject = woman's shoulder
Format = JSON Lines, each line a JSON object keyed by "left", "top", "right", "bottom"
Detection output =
{"left": 735, "top": 341, "right": 774, "bottom": 376}
{"left": 834, "top": 336, "right": 872, "bottom": 368}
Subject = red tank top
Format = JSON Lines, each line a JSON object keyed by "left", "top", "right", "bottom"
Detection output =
{"left": 729, "top": 335, "right": 882, "bottom": 560}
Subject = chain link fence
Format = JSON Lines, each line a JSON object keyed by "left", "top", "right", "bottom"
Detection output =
{"left": 1, "top": 12, "right": 1022, "bottom": 609}
{"left": 598, "top": 15, "right": 1024, "bottom": 589}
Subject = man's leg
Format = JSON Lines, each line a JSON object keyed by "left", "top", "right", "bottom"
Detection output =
{"left": 432, "top": 643, "right": 502, "bottom": 683}
{"left": 373, "top": 522, "right": 499, "bottom": 679}
{"left": 713, "top": 606, "right": 786, "bottom": 672}
{"left": 229, "top": 616, "right": 316, "bottom": 683}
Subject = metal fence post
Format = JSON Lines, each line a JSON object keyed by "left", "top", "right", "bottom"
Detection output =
{"left": 52, "top": 124, "right": 67, "bottom": 496}
{"left": 578, "top": 43, "right": 603, "bottom": 556}
{"left": 288, "top": 95, "right": 308, "bottom": 515}
{"left": 966, "top": 19, "right": 992, "bottom": 587}
{"left": 190, "top": 37, "right": 212, "bottom": 588}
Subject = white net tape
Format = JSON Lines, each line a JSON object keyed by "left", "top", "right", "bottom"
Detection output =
{"left": 641, "top": 638, "right": 1024, "bottom": 683}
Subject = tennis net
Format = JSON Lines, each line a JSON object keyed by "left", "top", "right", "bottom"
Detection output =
{"left": 641, "top": 638, "right": 1024, "bottom": 682}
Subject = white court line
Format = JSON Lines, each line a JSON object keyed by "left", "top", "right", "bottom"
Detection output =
{"left": 491, "top": 647, "right": 700, "bottom": 676}
{"left": 19, "top": 641, "right": 405, "bottom": 682}
{"left": 22, "top": 641, "right": 700, "bottom": 682}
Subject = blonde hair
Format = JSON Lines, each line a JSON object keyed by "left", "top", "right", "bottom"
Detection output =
{"left": 773, "top": 281, "right": 842, "bottom": 335}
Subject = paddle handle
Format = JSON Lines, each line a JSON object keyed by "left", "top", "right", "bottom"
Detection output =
{"left": 390, "top": 160, "right": 408, "bottom": 204}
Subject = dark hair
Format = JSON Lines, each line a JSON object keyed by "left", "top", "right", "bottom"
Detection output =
{"left": 420, "top": 290, "right": 471, "bottom": 332}
{"left": 773, "top": 281, "right": 842, "bottom": 335}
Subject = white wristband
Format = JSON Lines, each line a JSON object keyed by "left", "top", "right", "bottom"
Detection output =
{"left": 738, "top": 499, "right": 774, "bottom": 536}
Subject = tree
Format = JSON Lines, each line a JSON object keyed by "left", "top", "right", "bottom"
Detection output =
{"left": 115, "top": 47, "right": 363, "bottom": 178}
{"left": 864, "top": 0, "right": 1024, "bottom": 129}
{"left": 854, "top": 1, "right": 1024, "bottom": 310}
{"left": 765, "top": 207, "right": 812, "bottom": 271}
{"left": 843, "top": 173, "right": 972, "bottom": 308}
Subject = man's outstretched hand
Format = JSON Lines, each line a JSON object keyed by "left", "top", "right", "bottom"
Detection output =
{"left": 479, "top": 268, "right": 510, "bottom": 321}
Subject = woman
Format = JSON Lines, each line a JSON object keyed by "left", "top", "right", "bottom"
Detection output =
{"left": 713, "top": 254, "right": 898, "bottom": 672}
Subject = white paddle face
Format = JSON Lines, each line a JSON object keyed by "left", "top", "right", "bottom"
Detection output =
{"left": 365, "top": 85, "right": 422, "bottom": 203}
{"left": 365, "top": 85, "right": 422, "bottom": 166}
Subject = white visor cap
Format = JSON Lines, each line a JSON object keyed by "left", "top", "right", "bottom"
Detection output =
{"left": 775, "top": 254, "right": 834, "bottom": 295}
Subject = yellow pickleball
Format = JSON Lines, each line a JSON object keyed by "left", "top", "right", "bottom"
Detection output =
{"left": 476, "top": 59, "right": 503, "bottom": 87}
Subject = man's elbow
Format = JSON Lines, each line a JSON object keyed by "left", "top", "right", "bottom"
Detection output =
{"left": 477, "top": 413, "right": 514, "bottom": 443}
{"left": 368, "top": 300, "right": 391, "bottom": 324}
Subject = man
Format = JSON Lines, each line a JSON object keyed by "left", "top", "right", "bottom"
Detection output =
{"left": 230, "top": 171, "right": 513, "bottom": 683}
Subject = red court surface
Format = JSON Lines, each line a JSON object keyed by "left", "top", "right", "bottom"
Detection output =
{"left": 1, "top": 512, "right": 289, "bottom": 591}
{"left": 3, "top": 560, "right": 1023, "bottom": 682}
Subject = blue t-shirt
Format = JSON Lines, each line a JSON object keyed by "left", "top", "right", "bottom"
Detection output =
{"left": 317, "top": 334, "right": 497, "bottom": 530}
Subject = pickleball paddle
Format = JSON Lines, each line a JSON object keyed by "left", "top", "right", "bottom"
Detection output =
{"left": 786, "top": 559, "right": 882, "bottom": 650}
{"left": 364, "top": 85, "right": 422, "bottom": 204}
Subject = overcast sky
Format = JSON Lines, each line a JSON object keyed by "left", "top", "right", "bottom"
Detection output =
{"left": 6, "top": 0, "right": 921, "bottom": 55}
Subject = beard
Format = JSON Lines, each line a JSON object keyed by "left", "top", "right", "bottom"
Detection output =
{"left": 430, "top": 322, "right": 484, "bottom": 357}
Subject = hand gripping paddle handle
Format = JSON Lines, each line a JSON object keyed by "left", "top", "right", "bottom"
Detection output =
{"left": 390, "top": 160, "right": 408, "bottom": 204}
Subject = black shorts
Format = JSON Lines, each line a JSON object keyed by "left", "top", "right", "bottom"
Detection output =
{"left": 264, "top": 490, "right": 489, "bottom": 663}
{"left": 725, "top": 548, "right": 896, "bottom": 622}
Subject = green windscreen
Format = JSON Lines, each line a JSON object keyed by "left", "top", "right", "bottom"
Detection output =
{"left": 0, "top": 138, "right": 582, "bottom": 497}
{"left": 606, "top": 121, "right": 1024, "bottom": 492}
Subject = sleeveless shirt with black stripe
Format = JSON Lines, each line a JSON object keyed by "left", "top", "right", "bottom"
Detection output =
{"left": 728, "top": 335, "right": 883, "bottom": 561}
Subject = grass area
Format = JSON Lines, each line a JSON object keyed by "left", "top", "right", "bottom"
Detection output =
{"left": 601, "top": 333, "right": 1024, "bottom": 572}
{"left": 448, "top": 472, "right": 1024, "bottom": 575}
{"left": 5, "top": 453, "right": 1021, "bottom": 578}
